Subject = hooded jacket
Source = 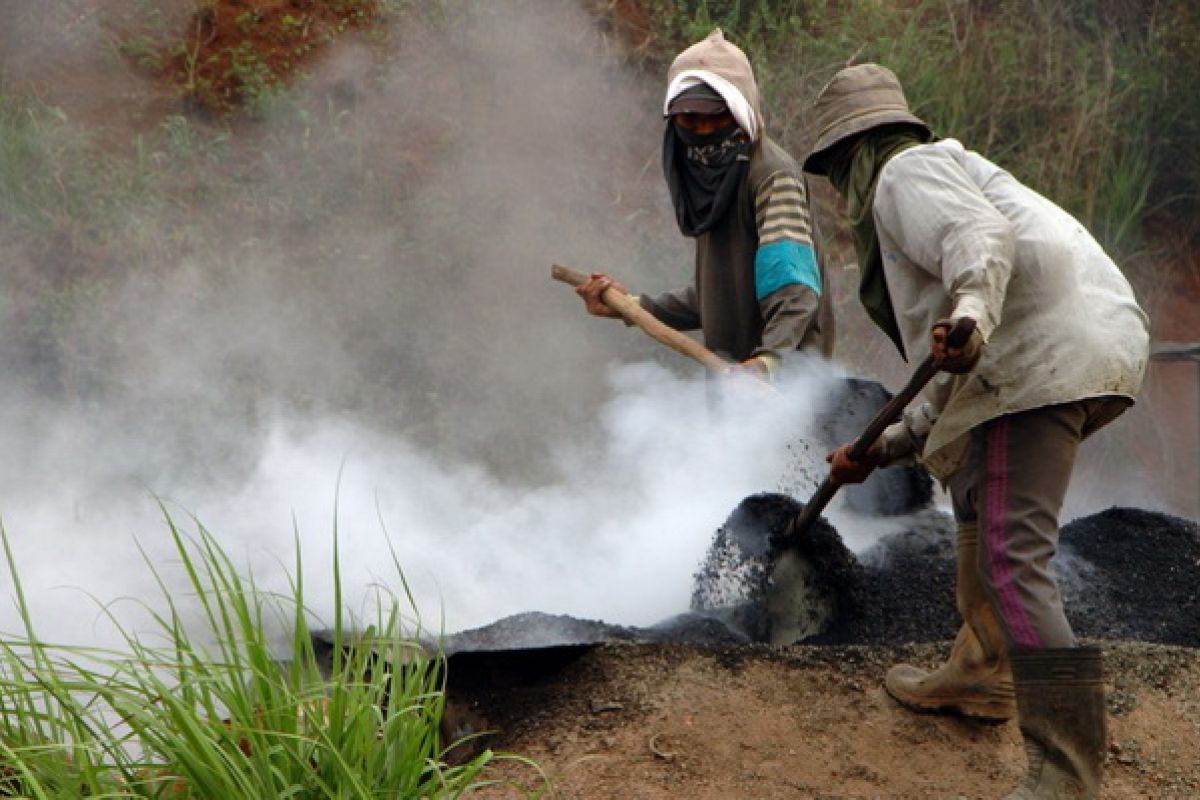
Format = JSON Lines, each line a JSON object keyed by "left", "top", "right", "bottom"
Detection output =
{"left": 642, "top": 29, "right": 832, "bottom": 368}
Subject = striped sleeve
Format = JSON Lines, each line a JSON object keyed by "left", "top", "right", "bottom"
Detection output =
{"left": 755, "top": 171, "right": 814, "bottom": 246}
{"left": 753, "top": 171, "right": 821, "bottom": 300}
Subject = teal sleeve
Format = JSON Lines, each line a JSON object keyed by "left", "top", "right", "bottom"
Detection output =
{"left": 755, "top": 240, "right": 820, "bottom": 301}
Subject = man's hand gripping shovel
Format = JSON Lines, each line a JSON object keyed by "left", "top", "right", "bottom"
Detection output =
{"left": 741, "top": 316, "right": 979, "bottom": 557}
{"left": 551, "top": 263, "right": 776, "bottom": 390}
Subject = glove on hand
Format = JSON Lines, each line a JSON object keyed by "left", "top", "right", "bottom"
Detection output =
{"left": 931, "top": 317, "right": 984, "bottom": 373}
{"left": 826, "top": 441, "right": 884, "bottom": 485}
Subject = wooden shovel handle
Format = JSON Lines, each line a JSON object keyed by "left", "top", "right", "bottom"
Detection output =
{"left": 787, "top": 317, "right": 977, "bottom": 542}
{"left": 551, "top": 264, "right": 734, "bottom": 375}
{"left": 847, "top": 316, "right": 977, "bottom": 460}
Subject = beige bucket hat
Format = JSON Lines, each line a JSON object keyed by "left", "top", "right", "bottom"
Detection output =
{"left": 803, "top": 63, "right": 930, "bottom": 175}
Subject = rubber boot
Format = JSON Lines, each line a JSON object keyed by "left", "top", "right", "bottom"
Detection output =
{"left": 1004, "top": 646, "right": 1106, "bottom": 799}
{"left": 885, "top": 523, "right": 1016, "bottom": 721}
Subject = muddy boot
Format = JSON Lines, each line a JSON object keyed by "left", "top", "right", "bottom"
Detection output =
{"left": 884, "top": 523, "right": 1015, "bottom": 721}
{"left": 1004, "top": 646, "right": 1106, "bottom": 799}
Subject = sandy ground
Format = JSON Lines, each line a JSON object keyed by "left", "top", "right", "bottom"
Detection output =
{"left": 459, "top": 640, "right": 1200, "bottom": 799}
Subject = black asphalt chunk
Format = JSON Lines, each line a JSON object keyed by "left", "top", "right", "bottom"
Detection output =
{"left": 690, "top": 493, "right": 866, "bottom": 643}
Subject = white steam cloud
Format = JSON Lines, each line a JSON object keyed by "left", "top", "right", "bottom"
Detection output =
{"left": 0, "top": 1, "right": 844, "bottom": 649}
{"left": 1, "top": 1, "right": 1183, "bottom": 654}
{"left": 1, "top": 362, "right": 840, "bottom": 645}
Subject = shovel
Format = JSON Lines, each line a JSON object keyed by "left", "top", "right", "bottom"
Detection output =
{"left": 774, "top": 316, "right": 978, "bottom": 551}
{"left": 551, "top": 263, "right": 734, "bottom": 374}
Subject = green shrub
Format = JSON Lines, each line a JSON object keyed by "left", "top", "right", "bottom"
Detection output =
{"left": 0, "top": 510, "right": 534, "bottom": 797}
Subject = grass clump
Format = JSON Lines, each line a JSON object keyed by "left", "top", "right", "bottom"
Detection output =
{"left": 0, "top": 510, "right": 531, "bottom": 798}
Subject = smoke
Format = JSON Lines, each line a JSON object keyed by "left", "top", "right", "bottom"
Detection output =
{"left": 0, "top": 360, "right": 838, "bottom": 646}
{"left": 1060, "top": 401, "right": 1180, "bottom": 522}
{"left": 2, "top": 1, "right": 1177, "bottom": 654}
{"left": 0, "top": 0, "right": 685, "bottom": 483}
{"left": 0, "top": 1, "right": 848, "bottom": 648}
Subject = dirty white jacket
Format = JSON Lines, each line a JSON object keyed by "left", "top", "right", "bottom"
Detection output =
{"left": 874, "top": 139, "right": 1150, "bottom": 480}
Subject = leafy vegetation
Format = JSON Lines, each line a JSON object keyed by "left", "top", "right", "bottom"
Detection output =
{"left": 609, "top": 0, "right": 1200, "bottom": 262}
{"left": 0, "top": 510, "right": 534, "bottom": 797}
{"left": 154, "top": 1, "right": 400, "bottom": 116}
{"left": 3, "top": 1, "right": 1196, "bottom": 266}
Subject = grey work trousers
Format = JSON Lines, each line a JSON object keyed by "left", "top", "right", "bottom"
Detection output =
{"left": 948, "top": 397, "right": 1130, "bottom": 650}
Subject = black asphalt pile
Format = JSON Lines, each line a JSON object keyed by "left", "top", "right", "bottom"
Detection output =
{"left": 438, "top": 504, "right": 1200, "bottom": 662}
{"left": 690, "top": 493, "right": 867, "bottom": 644}
{"left": 817, "top": 506, "right": 959, "bottom": 645}
{"left": 1058, "top": 507, "right": 1200, "bottom": 646}
{"left": 692, "top": 501, "right": 1200, "bottom": 648}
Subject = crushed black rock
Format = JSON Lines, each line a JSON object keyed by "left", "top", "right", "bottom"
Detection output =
{"left": 811, "top": 378, "right": 934, "bottom": 516}
{"left": 691, "top": 493, "right": 866, "bottom": 644}
{"left": 644, "top": 611, "right": 751, "bottom": 646}
{"left": 692, "top": 503, "right": 1200, "bottom": 648}
{"left": 1058, "top": 507, "right": 1200, "bottom": 646}
{"left": 420, "top": 506, "right": 1198, "bottom": 698}
{"left": 817, "top": 506, "right": 959, "bottom": 645}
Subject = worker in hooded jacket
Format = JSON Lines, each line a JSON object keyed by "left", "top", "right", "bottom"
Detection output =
{"left": 804, "top": 64, "right": 1149, "bottom": 799}
{"left": 575, "top": 29, "right": 832, "bottom": 380}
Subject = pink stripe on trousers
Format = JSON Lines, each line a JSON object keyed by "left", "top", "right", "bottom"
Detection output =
{"left": 984, "top": 417, "right": 1042, "bottom": 649}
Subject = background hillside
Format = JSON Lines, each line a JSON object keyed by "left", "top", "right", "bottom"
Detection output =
{"left": 1, "top": 0, "right": 1197, "bottom": 515}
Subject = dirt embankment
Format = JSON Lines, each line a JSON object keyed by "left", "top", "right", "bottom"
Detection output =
{"left": 461, "top": 641, "right": 1200, "bottom": 799}
{"left": 447, "top": 503, "right": 1200, "bottom": 798}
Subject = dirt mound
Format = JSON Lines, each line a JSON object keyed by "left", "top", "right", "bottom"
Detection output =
{"left": 461, "top": 640, "right": 1200, "bottom": 799}
{"left": 144, "top": 0, "right": 387, "bottom": 116}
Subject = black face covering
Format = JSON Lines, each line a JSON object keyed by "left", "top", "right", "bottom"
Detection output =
{"left": 662, "top": 120, "right": 751, "bottom": 237}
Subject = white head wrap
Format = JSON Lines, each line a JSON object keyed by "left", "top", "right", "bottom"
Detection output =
{"left": 664, "top": 70, "right": 758, "bottom": 142}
